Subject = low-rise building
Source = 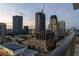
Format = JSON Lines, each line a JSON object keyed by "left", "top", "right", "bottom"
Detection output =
{"left": 0, "top": 45, "right": 13, "bottom": 56}
{"left": 1, "top": 42, "right": 27, "bottom": 56}
{"left": 27, "top": 31, "right": 56, "bottom": 52}
{"left": 20, "top": 49, "right": 38, "bottom": 56}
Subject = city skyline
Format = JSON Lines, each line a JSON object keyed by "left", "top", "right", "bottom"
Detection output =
{"left": 0, "top": 3, "right": 79, "bottom": 29}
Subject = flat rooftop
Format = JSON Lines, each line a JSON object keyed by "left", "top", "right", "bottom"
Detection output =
{"left": 21, "top": 49, "right": 38, "bottom": 56}
{"left": 1, "top": 42, "right": 26, "bottom": 51}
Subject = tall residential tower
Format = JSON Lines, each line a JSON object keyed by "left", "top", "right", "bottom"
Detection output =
{"left": 35, "top": 12, "right": 45, "bottom": 32}
{"left": 58, "top": 20, "right": 66, "bottom": 36}
{"left": 49, "top": 15, "right": 59, "bottom": 40}
{"left": 13, "top": 15, "right": 23, "bottom": 34}
{"left": 0, "top": 23, "right": 6, "bottom": 43}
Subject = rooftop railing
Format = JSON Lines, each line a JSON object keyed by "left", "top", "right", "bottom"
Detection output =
{"left": 48, "top": 31, "right": 76, "bottom": 56}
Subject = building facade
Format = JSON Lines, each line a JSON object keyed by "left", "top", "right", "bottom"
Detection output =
{"left": 13, "top": 15, "right": 23, "bottom": 34}
{"left": 0, "top": 23, "right": 6, "bottom": 43}
{"left": 27, "top": 31, "right": 55, "bottom": 52}
{"left": 58, "top": 20, "right": 65, "bottom": 35}
{"left": 1, "top": 42, "right": 27, "bottom": 56}
{"left": 49, "top": 15, "right": 59, "bottom": 41}
{"left": 22, "top": 26, "right": 29, "bottom": 35}
{"left": 35, "top": 12, "right": 45, "bottom": 32}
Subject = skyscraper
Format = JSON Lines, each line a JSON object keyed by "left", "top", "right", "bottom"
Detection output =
{"left": 35, "top": 12, "right": 45, "bottom": 32}
{"left": 13, "top": 15, "right": 23, "bottom": 34}
{"left": 49, "top": 15, "right": 59, "bottom": 40}
{"left": 27, "top": 12, "right": 56, "bottom": 52}
{"left": 58, "top": 20, "right": 65, "bottom": 34}
{"left": 0, "top": 23, "right": 6, "bottom": 43}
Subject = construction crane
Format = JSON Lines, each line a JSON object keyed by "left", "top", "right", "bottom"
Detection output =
{"left": 40, "top": 4, "right": 45, "bottom": 13}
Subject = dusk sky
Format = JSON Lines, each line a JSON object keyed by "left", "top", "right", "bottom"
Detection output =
{"left": 0, "top": 3, "right": 79, "bottom": 29}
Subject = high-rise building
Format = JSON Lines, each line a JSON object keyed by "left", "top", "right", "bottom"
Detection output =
{"left": 35, "top": 12, "right": 45, "bottom": 32}
{"left": 49, "top": 15, "right": 59, "bottom": 40}
{"left": 0, "top": 23, "right": 6, "bottom": 43}
{"left": 35, "top": 11, "right": 46, "bottom": 41}
{"left": 13, "top": 15, "right": 23, "bottom": 34}
{"left": 58, "top": 20, "right": 65, "bottom": 34}
{"left": 27, "top": 12, "right": 56, "bottom": 53}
